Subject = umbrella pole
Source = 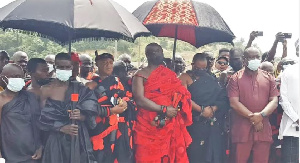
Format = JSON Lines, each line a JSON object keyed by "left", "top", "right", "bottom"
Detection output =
{"left": 172, "top": 25, "right": 178, "bottom": 70}
{"left": 68, "top": 39, "right": 71, "bottom": 55}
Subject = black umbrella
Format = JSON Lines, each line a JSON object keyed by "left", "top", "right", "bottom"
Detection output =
{"left": 133, "top": 0, "right": 235, "bottom": 61}
{"left": 0, "top": 0, "right": 150, "bottom": 52}
{"left": 0, "top": 0, "right": 150, "bottom": 162}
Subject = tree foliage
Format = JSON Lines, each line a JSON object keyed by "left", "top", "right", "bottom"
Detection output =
{"left": 0, "top": 29, "right": 256, "bottom": 64}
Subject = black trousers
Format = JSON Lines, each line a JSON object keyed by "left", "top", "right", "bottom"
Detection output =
{"left": 281, "top": 136, "right": 299, "bottom": 163}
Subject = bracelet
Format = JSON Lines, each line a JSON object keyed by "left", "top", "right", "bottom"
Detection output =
{"left": 201, "top": 106, "right": 204, "bottom": 112}
{"left": 160, "top": 105, "right": 168, "bottom": 118}
{"left": 160, "top": 105, "right": 167, "bottom": 113}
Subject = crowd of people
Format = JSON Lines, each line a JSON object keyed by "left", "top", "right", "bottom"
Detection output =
{"left": 0, "top": 31, "right": 298, "bottom": 163}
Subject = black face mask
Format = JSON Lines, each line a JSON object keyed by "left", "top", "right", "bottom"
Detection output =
{"left": 230, "top": 61, "right": 243, "bottom": 72}
{"left": 149, "top": 55, "right": 165, "bottom": 65}
{"left": 37, "top": 78, "right": 53, "bottom": 86}
{"left": 193, "top": 68, "right": 207, "bottom": 76}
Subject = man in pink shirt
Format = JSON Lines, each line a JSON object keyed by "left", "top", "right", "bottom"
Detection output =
{"left": 227, "top": 47, "right": 279, "bottom": 163}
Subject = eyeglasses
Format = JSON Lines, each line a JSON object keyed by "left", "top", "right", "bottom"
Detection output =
{"left": 217, "top": 61, "right": 228, "bottom": 65}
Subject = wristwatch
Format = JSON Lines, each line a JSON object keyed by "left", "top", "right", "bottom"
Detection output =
{"left": 260, "top": 112, "right": 267, "bottom": 118}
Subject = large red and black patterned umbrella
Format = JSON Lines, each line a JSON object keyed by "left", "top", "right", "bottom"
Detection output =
{"left": 133, "top": 0, "right": 235, "bottom": 60}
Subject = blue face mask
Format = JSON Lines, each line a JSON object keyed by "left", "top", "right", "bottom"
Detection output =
{"left": 247, "top": 59, "right": 261, "bottom": 71}
{"left": 56, "top": 69, "right": 72, "bottom": 82}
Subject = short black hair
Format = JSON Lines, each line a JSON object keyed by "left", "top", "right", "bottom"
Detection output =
{"left": 217, "top": 56, "right": 229, "bottom": 62}
{"left": 113, "top": 61, "right": 127, "bottom": 78}
{"left": 230, "top": 48, "right": 243, "bottom": 58}
{"left": 0, "top": 50, "right": 9, "bottom": 61}
{"left": 192, "top": 53, "right": 207, "bottom": 63}
{"left": 95, "top": 53, "right": 114, "bottom": 61}
{"left": 27, "top": 58, "right": 47, "bottom": 73}
{"left": 219, "top": 48, "right": 230, "bottom": 55}
{"left": 55, "top": 53, "right": 71, "bottom": 62}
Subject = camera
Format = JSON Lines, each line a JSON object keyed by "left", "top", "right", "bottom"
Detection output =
{"left": 283, "top": 33, "right": 292, "bottom": 38}
{"left": 257, "top": 31, "right": 263, "bottom": 36}
{"left": 278, "top": 33, "right": 292, "bottom": 42}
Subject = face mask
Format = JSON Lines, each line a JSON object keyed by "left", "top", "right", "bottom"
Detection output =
{"left": 193, "top": 68, "right": 207, "bottom": 76}
{"left": 1, "top": 77, "right": 25, "bottom": 92}
{"left": 48, "top": 64, "right": 54, "bottom": 72}
{"left": 56, "top": 69, "right": 72, "bottom": 82}
{"left": 247, "top": 59, "right": 260, "bottom": 71}
{"left": 230, "top": 61, "right": 243, "bottom": 72}
{"left": 37, "top": 78, "right": 53, "bottom": 86}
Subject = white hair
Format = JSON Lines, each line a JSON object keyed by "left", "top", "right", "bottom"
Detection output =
{"left": 118, "top": 53, "right": 131, "bottom": 62}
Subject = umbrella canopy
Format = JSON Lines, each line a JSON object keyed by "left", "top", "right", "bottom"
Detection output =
{"left": 133, "top": 0, "right": 235, "bottom": 48}
{"left": 0, "top": 0, "right": 150, "bottom": 44}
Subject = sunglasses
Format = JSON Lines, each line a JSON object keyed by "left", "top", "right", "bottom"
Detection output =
{"left": 217, "top": 61, "right": 228, "bottom": 65}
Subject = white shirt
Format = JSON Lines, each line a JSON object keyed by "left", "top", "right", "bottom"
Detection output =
{"left": 279, "top": 63, "right": 300, "bottom": 139}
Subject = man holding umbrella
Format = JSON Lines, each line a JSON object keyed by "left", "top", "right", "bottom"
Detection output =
{"left": 39, "top": 53, "right": 98, "bottom": 163}
{"left": 132, "top": 43, "right": 192, "bottom": 163}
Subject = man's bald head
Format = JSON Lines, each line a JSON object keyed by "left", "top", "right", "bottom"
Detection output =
{"left": 1, "top": 63, "right": 24, "bottom": 78}
{"left": 260, "top": 62, "right": 274, "bottom": 74}
{"left": 12, "top": 51, "right": 28, "bottom": 72}
{"left": 244, "top": 47, "right": 261, "bottom": 58}
{"left": 79, "top": 54, "right": 92, "bottom": 63}
{"left": 44, "top": 55, "right": 55, "bottom": 64}
{"left": 145, "top": 43, "right": 163, "bottom": 56}
{"left": 243, "top": 47, "right": 261, "bottom": 71}
{"left": 79, "top": 54, "right": 93, "bottom": 78}
{"left": 145, "top": 43, "right": 164, "bottom": 65}
{"left": 12, "top": 51, "right": 28, "bottom": 62}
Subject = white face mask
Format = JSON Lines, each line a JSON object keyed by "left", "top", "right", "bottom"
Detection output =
{"left": 56, "top": 69, "right": 72, "bottom": 82}
{"left": 1, "top": 77, "right": 25, "bottom": 92}
{"left": 48, "top": 64, "right": 54, "bottom": 72}
{"left": 247, "top": 59, "right": 261, "bottom": 71}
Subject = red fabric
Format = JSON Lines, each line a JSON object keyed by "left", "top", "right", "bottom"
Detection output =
{"left": 227, "top": 69, "right": 279, "bottom": 143}
{"left": 133, "top": 66, "right": 192, "bottom": 163}
{"left": 234, "top": 141, "right": 271, "bottom": 163}
{"left": 91, "top": 117, "right": 125, "bottom": 151}
{"left": 143, "top": 0, "right": 198, "bottom": 26}
{"left": 158, "top": 24, "right": 196, "bottom": 47}
{"left": 23, "top": 80, "right": 32, "bottom": 90}
{"left": 71, "top": 52, "right": 82, "bottom": 65}
{"left": 71, "top": 94, "right": 79, "bottom": 102}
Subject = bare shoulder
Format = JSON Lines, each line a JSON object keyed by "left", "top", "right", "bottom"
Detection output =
{"left": 40, "top": 83, "right": 53, "bottom": 98}
{"left": 85, "top": 81, "right": 97, "bottom": 90}
{"left": 134, "top": 68, "right": 147, "bottom": 76}
{"left": 179, "top": 73, "right": 190, "bottom": 80}
{"left": 0, "top": 92, "right": 4, "bottom": 106}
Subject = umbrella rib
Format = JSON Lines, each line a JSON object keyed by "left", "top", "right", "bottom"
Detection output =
{"left": 0, "top": 0, "right": 26, "bottom": 22}
{"left": 106, "top": 0, "right": 133, "bottom": 38}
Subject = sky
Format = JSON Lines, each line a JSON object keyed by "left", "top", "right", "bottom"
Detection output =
{"left": 0, "top": 0, "right": 299, "bottom": 58}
